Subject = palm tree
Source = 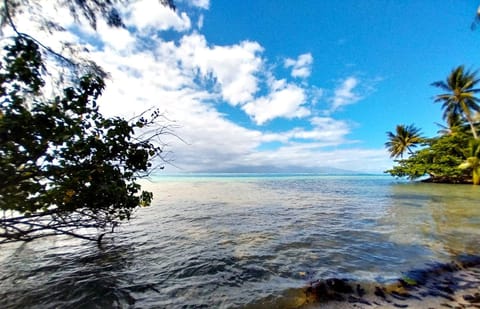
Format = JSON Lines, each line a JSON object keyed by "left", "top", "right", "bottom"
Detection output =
{"left": 385, "top": 124, "right": 423, "bottom": 158}
{"left": 432, "top": 66, "right": 480, "bottom": 139}
{"left": 435, "top": 113, "right": 464, "bottom": 136}
{"left": 459, "top": 139, "right": 480, "bottom": 185}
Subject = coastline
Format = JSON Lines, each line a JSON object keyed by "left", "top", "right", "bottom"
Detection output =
{"left": 305, "top": 267, "right": 480, "bottom": 309}
{"left": 420, "top": 176, "right": 474, "bottom": 185}
{"left": 246, "top": 256, "right": 480, "bottom": 308}
{"left": 303, "top": 256, "right": 480, "bottom": 308}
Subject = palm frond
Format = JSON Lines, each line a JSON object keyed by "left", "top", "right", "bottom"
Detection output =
{"left": 385, "top": 124, "right": 423, "bottom": 158}
{"left": 433, "top": 65, "right": 480, "bottom": 138}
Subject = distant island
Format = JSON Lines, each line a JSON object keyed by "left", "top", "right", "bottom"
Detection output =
{"left": 195, "top": 165, "right": 362, "bottom": 175}
{"left": 385, "top": 66, "right": 480, "bottom": 185}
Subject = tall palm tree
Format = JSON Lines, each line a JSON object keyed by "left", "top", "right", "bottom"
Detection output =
{"left": 459, "top": 139, "right": 480, "bottom": 185}
{"left": 385, "top": 124, "right": 423, "bottom": 158}
{"left": 432, "top": 66, "right": 480, "bottom": 139}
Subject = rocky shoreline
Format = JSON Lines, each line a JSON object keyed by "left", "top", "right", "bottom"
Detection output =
{"left": 302, "top": 255, "right": 480, "bottom": 308}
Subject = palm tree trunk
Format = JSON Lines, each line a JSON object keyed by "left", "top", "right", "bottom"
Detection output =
{"left": 466, "top": 116, "right": 479, "bottom": 139}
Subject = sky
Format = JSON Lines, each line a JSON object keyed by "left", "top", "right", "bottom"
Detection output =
{"left": 9, "top": 0, "right": 480, "bottom": 173}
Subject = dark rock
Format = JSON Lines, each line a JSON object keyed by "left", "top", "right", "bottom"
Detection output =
{"left": 348, "top": 295, "right": 371, "bottom": 305}
{"left": 326, "top": 278, "right": 353, "bottom": 294}
{"left": 457, "top": 255, "right": 480, "bottom": 268}
{"left": 356, "top": 284, "right": 365, "bottom": 297}
{"left": 391, "top": 291, "right": 408, "bottom": 301}
{"left": 463, "top": 293, "right": 480, "bottom": 303}
{"left": 312, "top": 282, "right": 329, "bottom": 299}
{"left": 419, "top": 291, "right": 429, "bottom": 298}
{"left": 436, "top": 284, "right": 454, "bottom": 294}
{"left": 393, "top": 303, "right": 408, "bottom": 308}
{"left": 374, "top": 286, "right": 386, "bottom": 299}
{"left": 427, "top": 290, "right": 455, "bottom": 301}
{"left": 332, "top": 293, "right": 345, "bottom": 301}
{"left": 404, "top": 292, "right": 422, "bottom": 301}
{"left": 309, "top": 279, "right": 350, "bottom": 301}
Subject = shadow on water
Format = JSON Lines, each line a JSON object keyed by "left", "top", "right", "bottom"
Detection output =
{"left": 0, "top": 238, "right": 153, "bottom": 309}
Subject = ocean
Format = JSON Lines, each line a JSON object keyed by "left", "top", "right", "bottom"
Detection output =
{"left": 1, "top": 174, "right": 479, "bottom": 308}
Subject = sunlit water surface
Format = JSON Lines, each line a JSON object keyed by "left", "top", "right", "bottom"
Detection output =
{"left": 1, "top": 175, "right": 479, "bottom": 308}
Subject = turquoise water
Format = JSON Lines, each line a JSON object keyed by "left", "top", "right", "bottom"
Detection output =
{"left": 152, "top": 172, "right": 383, "bottom": 181}
{"left": 1, "top": 174, "right": 479, "bottom": 308}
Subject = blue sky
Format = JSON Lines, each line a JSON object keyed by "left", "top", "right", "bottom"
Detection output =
{"left": 201, "top": 1, "right": 479, "bottom": 141}
{"left": 13, "top": 0, "right": 480, "bottom": 173}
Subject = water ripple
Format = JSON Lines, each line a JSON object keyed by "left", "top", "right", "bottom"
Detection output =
{"left": 1, "top": 176, "right": 480, "bottom": 308}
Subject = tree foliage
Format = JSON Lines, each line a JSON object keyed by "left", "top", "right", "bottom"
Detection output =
{"left": 386, "top": 66, "right": 480, "bottom": 184}
{"left": 0, "top": 1, "right": 175, "bottom": 243}
{"left": 1, "top": 0, "right": 176, "bottom": 30}
{"left": 459, "top": 139, "right": 480, "bottom": 185}
{"left": 431, "top": 65, "right": 480, "bottom": 139}
{"left": 1, "top": 0, "right": 176, "bottom": 87}
{"left": 386, "top": 130, "right": 472, "bottom": 183}
{"left": 385, "top": 124, "right": 423, "bottom": 158}
{"left": 0, "top": 36, "right": 167, "bottom": 242}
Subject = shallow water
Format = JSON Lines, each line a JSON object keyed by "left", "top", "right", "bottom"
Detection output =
{"left": 1, "top": 175, "right": 479, "bottom": 308}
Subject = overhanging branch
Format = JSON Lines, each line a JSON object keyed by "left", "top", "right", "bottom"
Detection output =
{"left": 0, "top": 208, "right": 119, "bottom": 243}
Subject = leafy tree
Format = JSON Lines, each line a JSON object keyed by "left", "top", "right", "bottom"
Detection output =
{"left": 459, "top": 139, "right": 480, "bottom": 184}
{"left": 1, "top": 0, "right": 175, "bottom": 85}
{"left": 432, "top": 66, "right": 480, "bottom": 139}
{"left": 0, "top": 1, "right": 176, "bottom": 243}
{"left": 386, "top": 130, "right": 471, "bottom": 183}
{"left": 386, "top": 67, "right": 480, "bottom": 184}
{"left": 385, "top": 124, "right": 423, "bottom": 158}
{"left": 0, "top": 36, "right": 169, "bottom": 242}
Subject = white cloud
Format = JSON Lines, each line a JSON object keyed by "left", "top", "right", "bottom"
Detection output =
{"left": 242, "top": 83, "right": 310, "bottom": 125}
{"left": 189, "top": 0, "right": 210, "bottom": 9}
{"left": 95, "top": 22, "right": 136, "bottom": 51}
{"left": 89, "top": 47, "right": 262, "bottom": 172}
{"left": 176, "top": 33, "right": 263, "bottom": 105}
{"left": 5, "top": 2, "right": 390, "bottom": 173}
{"left": 284, "top": 53, "right": 313, "bottom": 78}
{"left": 124, "top": 0, "right": 191, "bottom": 32}
{"left": 257, "top": 117, "right": 351, "bottom": 146}
{"left": 330, "top": 76, "right": 361, "bottom": 111}
{"left": 243, "top": 147, "right": 390, "bottom": 173}
{"left": 197, "top": 14, "right": 204, "bottom": 29}
{"left": 294, "top": 117, "right": 350, "bottom": 141}
{"left": 308, "top": 86, "right": 324, "bottom": 105}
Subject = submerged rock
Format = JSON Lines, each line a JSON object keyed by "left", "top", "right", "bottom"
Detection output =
{"left": 307, "top": 278, "right": 354, "bottom": 301}
{"left": 303, "top": 254, "right": 480, "bottom": 308}
{"left": 463, "top": 292, "right": 480, "bottom": 303}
